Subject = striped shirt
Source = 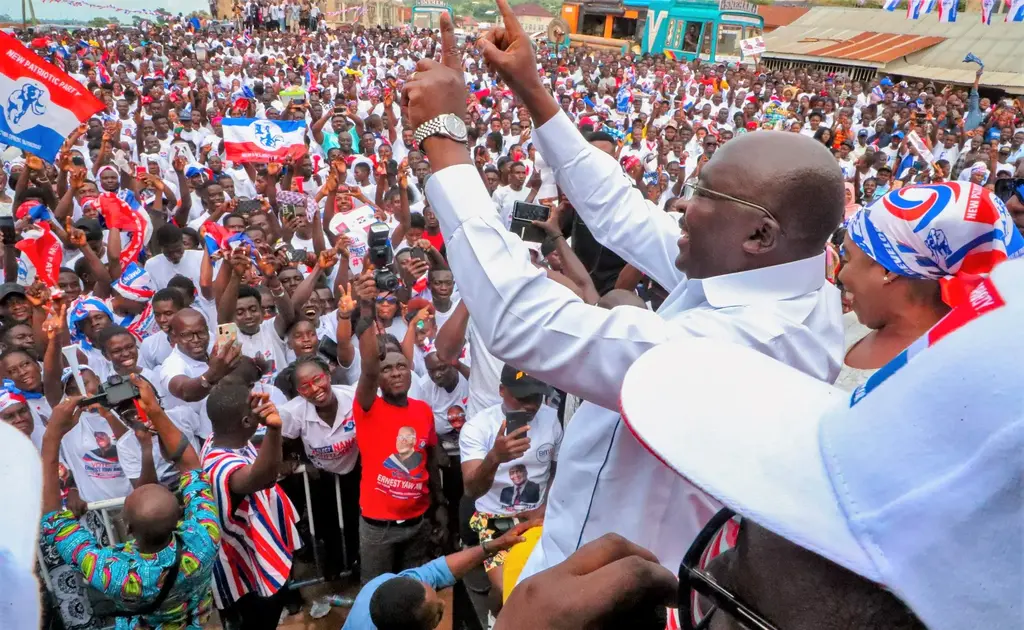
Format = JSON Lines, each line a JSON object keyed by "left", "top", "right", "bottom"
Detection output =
{"left": 201, "top": 441, "right": 301, "bottom": 608}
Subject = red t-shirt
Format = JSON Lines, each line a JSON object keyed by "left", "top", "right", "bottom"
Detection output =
{"left": 423, "top": 230, "right": 444, "bottom": 252}
{"left": 354, "top": 397, "right": 436, "bottom": 521}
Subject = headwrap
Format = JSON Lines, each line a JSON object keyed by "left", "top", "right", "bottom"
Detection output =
{"left": 2, "top": 379, "right": 42, "bottom": 401}
{"left": 847, "top": 183, "right": 1024, "bottom": 306}
{"left": 112, "top": 262, "right": 156, "bottom": 303}
{"left": 0, "top": 388, "right": 28, "bottom": 412}
{"left": 68, "top": 296, "right": 115, "bottom": 350}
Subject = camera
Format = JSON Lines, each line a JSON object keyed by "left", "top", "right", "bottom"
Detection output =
{"left": 367, "top": 222, "right": 399, "bottom": 292}
{"left": 78, "top": 374, "right": 142, "bottom": 421}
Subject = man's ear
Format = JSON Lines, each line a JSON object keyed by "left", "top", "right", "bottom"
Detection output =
{"left": 741, "top": 216, "right": 780, "bottom": 256}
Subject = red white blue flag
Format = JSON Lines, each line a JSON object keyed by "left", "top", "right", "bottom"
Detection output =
{"left": 0, "top": 33, "right": 104, "bottom": 163}
{"left": 222, "top": 118, "right": 307, "bottom": 164}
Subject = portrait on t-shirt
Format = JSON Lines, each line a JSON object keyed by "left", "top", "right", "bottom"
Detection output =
{"left": 499, "top": 464, "right": 541, "bottom": 508}
{"left": 446, "top": 404, "right": 466, "bottom": 432}
{"left": 382, "top": 426, "right": 425, "bottom": 479}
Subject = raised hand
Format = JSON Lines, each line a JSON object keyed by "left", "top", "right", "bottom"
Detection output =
{"left": 337, "top": 282, "right": 357, "bottom": 317}
{"left": 336, "top": 234, "right": 352, "bottom": 260}
{"left": 249, "top": 392, "right": 281, "bottom": 428}
{"left": 353, "top": 268, "right": 377, "bottom": 303}
{"left": 42, "top": 304, "right": 68, "bottom": 340}
{"left": 25, "top": 282, "right": 51, "bottom": 308}
{"left": 401, "top": 12, "right": 467, "bottom": 131}
{"left": 317, "top": 248, "right": 338, "bottom": 270}
{"left": 476, "top": 0, "right": 543, "bottom": 101}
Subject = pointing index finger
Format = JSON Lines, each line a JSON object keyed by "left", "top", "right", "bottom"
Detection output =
{"left": 495, "top": 0, "right": 527, "bottom": 39}
{"left": 439, "top": 12, "right": 462, "bottom": 73}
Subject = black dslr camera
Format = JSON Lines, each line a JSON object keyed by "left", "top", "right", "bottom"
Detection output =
{"left": 367, "top": 221, "right": 399, "bottom": 292}
{"left": 78, "top": 375, "right": 143, "bottom": 422}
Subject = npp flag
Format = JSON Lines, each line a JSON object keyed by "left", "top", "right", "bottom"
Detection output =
{"left": 0, "top": 33, "right": 103, "bottom": 163}
{"left": 223, "top": 118, "right": 307, "bottom": 163}
{"left": 981, "top": 0, "right": 997, "bottom": 23}
{"left": 938, "top": 0, "right": 958, "bottom": 21}
{"left": 616, "top": 85, "right": 632, "bottom": 114}
{"left": 1007, "top": 0, "right": 1024, "bottom": 21}
{"left": 906, "top": 0, "right": 925, "bottom": 19}
{"left": 15, "top": 222, "right": 62, "bottom": 287}
{"left": 883, "top": 0, "right": 900, "bottom": 11}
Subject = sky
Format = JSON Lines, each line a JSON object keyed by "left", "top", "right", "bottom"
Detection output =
{"left": 4, "top": 0, "right": 211, "bottom": 24}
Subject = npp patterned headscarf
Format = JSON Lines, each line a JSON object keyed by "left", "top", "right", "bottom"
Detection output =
{"left": 847, "top": 183, "right": 1024, "bottom": 306}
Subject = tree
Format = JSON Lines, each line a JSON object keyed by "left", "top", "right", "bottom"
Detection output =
{"left": 88, "top": 17, "right": 110, "bottom": 27}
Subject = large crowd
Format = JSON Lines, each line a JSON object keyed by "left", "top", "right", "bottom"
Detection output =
{"left": 1, "top": 1, "right": 1022, "bottom": 629}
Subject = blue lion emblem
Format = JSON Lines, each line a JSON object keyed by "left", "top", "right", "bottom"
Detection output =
{"left": 253, "top": 121, "right": 282, "bottom": 149}
{"left": 6, "top": 84, "right": 46, "bottom": 125}
{"left": 925, "top": 228, "right": 952, "bottom": 260}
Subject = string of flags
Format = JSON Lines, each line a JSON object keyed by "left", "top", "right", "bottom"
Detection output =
{"left": 39, "top": 0, "right": 166, "bottom": 17}
{"left": 884, "top": 0, "right": 1024, "bottom": 22}
{"left": 324, "top": 6, "right": 366, "bottom": 18}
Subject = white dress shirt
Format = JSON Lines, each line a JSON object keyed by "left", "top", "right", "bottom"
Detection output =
{"left": 425, "top": 110, "right": 843, "bottom": 583}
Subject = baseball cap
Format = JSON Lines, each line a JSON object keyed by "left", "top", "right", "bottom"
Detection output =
{"left": 619, "top": 260, "right": 1024, "bottom": 630}
{"left": 500, "top": 364, "right": 551, "bottom": 399}
{"left": 0, "top": 283, "right": 26, "bottom": 303}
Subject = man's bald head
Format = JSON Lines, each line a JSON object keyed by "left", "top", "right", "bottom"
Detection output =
{"left": 679, "top": 131, "right": 844, "bottom": 278}
{"left": 123, "top": 483, "right": 182, "bottom": 550}
{"left": 169, "top": 307, "right": 205, "bottom": 334}
{"left": 716, "top": 131, "right": 844, "bottom": 250}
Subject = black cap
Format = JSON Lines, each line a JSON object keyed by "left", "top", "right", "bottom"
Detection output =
{"left": 0, "top": 282, "right": 26, "bottom": 303}
{"left": 500, "top": 364, "right": 551, "bottom": 399}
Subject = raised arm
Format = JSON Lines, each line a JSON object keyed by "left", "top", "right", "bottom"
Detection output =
{"left": 225, "top": 392, "right": 285, "bottom": 496}
{"left": 353, "top": 269, "right": 381, "bottom": 411}
{"left": 480, "top": 3, "right": 683, "bottom": 290}
{"left": 434, "top": 300, "right": 469, "bottom": 363}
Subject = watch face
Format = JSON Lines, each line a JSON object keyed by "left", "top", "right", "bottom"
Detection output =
{"left": 444, "top": 115, "right": 467, "bottom": 140}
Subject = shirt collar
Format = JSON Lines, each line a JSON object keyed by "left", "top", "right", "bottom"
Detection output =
{"left": 699, "top": 252, "right": 828, "bottom": 309}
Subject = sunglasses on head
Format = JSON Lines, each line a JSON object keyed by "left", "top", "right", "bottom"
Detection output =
{"left": 994, "top": 178, "right": 1024, "bottom": 204}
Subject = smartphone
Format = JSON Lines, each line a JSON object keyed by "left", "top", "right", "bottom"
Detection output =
{"left": 409, "top": 246, "right": 428, "bottom": 262}
{"left": 216, "top": 322, "right": 239, "bottom": 348}
{"left": 72, "top": 155, "right": 86, "bottom": 167}
{"left": 510, "top": 201, "right": 550, "bottom": 243}
{"left": 291, "top": 248, "right": 308, "bottom": 263}
{"left": 504, "top": 409, "right": 532, "bottom": 436}
{"left": 280, "top": 203, "right": 296, "bottom": 222}
{"left": 0, "top": 205, "right": 14, "bottom": 246}
{"left": 135, "top": 165, "right": 147, "bottom": 178}
{"left": 236, "top": 199, "right": 261, "bottom": 215}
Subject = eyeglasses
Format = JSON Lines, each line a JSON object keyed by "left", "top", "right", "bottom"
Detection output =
{"left": 679, "top": 508, "right": 779, "bottom": 630}
{"left": 683, "top": 182, "right": 783, "bottom": 229}
{"left": 994, "top": 177, "right": 1024, "bottom": 204}
{"left": 376, "top": 296, "right": 399, "bottom": 304}
{"left": 177, "top": 330, "right": 207, "bottom": 342}
{"left": 297, "top": 372, "right": 330, "bottom": 397}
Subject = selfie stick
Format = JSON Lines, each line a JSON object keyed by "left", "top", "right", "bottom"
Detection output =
{"left": 61, "top": 345, "right": 88, "bottom": 397}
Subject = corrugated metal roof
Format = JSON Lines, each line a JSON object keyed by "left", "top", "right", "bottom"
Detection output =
{"left": 756, "top": 5, "right": 810, "bottom": 29}
{"left": 804, "top": 32, "right": 945, "bottom": 64}
{"left": 763, "top": 6, "right": 1024, "bottom": 90}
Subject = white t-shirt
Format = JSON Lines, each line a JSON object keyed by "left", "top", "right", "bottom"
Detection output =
{"left": 239, "top": 318, "right": 289, "bottom": 377}
{"left": 144, "top": 250, "right": 204, "bottom": 289}
{"left": 465, "top": 318, "right": 502, "bottom": 418}
{"left": 459, "top": 404, "right": 562, "bottom": 516}
{"left": 60, "top": 411, "right": 134, "bottom": 502}
{"left": 159, "top": 347, "right": 210, "bottom": 418}
{"left": 140, "top": 331, "right": 173, "bottom": 370}
{"left": 416, "top": 372, "right": 470, "bottom": 438}
{"left": 116, "top": 406, "right": 203, "bottom": 486}
{"left": 279, "top": 385, "right": 359, "bottom": 475}
{"left": 330, "top": 204, "right": 378, "bottom": 276}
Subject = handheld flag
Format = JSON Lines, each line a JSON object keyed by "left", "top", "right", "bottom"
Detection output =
{"left": 0, "top": 33, "right": 104, "bottom": 163}
{"left": 222, "top": 118, "right": 307, "bottom": 163}
{"left": 616, "top": 85, "right": 632, "bottom": 114}
{"left": 883, "top": 0, "right": 901, "bottom": 11}
{"left": 963, "top": 52, "right": 985, "bottom": 68}
{"left": 15, "top": 223, "right": 62, "bottom": 287}
{"left": 981, "top": 0, "right": 997, "bottom": 23}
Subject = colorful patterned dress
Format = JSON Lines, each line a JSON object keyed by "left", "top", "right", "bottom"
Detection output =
{"left": 40, "top": 471, "right": 222, "bottom": 630}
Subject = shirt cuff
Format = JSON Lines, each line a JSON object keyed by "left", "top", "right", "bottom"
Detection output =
{"left": 426, "top": 163, "right": 494, "bottom": 240}
{"left": 533, "top": 110, "right": 591, "bottom": 172}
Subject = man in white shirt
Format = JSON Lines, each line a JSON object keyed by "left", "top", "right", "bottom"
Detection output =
{"left": 145, "top": 223, "right": 204, "bottom": 289}
{"left": 410, "top": 9, "right": 844, "bottom": 584}
{"left": 459, "top": 365, "right": 561, "bottom": 590}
